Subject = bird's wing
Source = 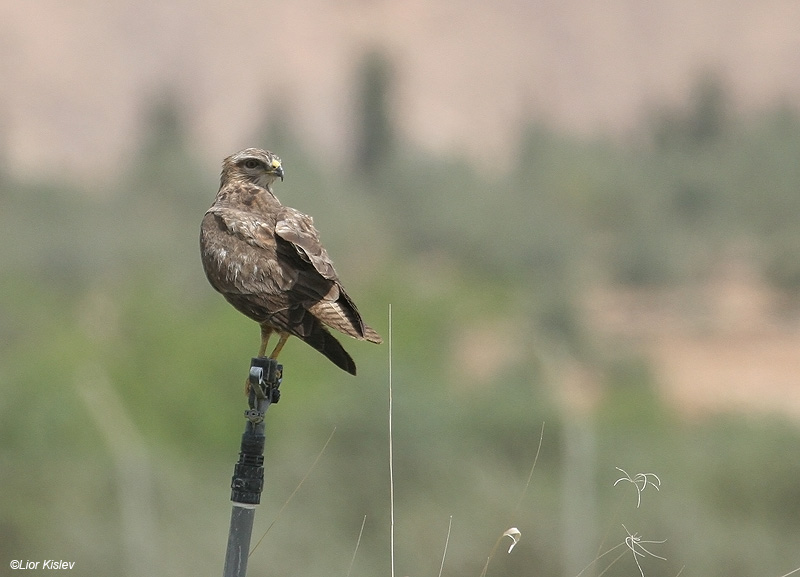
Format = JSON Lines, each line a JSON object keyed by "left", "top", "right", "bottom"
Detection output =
{"left": 202, "top": 206, "right": 370, "bottom": 341}
{"left": 274, "top": 207, "right": 338, "bottom": 280}
{"left": 203, "top": 209, "right": 333, "bottom": 344}
{"left": 273, "top": 207, "right": 374, "bottom": 340}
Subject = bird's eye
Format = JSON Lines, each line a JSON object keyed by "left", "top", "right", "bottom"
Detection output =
{"left": 243, "top": 159, "right": 260, "bottom": 169}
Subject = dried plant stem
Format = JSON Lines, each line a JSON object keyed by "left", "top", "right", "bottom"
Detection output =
{"left": 478, "top": 533, "right": 505, "bottom": 577}
{"left": 249, "top": 427, "right": 336, "bottom": 556}
{"left": 388, "top": 303, "right": 395, "bottom": 577}
{"left": 514, "top": 421, "right": 546, "bottom": 513}
{"left": 346, "top": 515, "right": 367, "bottom": 577}
{"left": 438, "top": 516, "right": 453, "bottom": 577}
{"left": 574, "top": 541, "right": 626, "bottom": 577}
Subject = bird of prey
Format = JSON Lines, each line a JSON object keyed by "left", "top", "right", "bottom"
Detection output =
{"left": 200, "top": 148, "right": 382, "bottom": 375}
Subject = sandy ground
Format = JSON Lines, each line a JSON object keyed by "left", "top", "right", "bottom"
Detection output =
{"left": 584, "top": 261, "right": 800, "bottom": 419}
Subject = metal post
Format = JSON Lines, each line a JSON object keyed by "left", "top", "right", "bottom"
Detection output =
{"left": 222, "top": 357, "right": 282, "bottom": 577}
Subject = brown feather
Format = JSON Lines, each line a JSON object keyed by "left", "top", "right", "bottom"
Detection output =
{"left": 199, "top": 148, "right": 382, "bottom": 374}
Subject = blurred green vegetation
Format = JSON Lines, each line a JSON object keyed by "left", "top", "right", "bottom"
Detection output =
{"left": 2, "top": 71, "right": 800, "bottom": 577}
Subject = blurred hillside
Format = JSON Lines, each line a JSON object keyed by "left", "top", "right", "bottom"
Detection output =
{"left": 2, "top": 54, "right": 800, "bottom": 577}
{"left": 3, "top": 0, "right": 800, "bottom": 178}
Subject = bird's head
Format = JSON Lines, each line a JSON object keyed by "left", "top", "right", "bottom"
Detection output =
{"left": 221, "top": 148, "right": 284, "bottom": 191}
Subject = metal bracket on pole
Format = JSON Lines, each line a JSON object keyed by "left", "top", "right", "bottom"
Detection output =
{"left": 223, "top": 357, "right": 283, "bottom": 577}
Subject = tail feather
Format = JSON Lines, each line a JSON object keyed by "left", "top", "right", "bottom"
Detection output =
{"left": 363, "top": 325, "right": 382, "bottom": 344}
{"left": 301, "top": 320, "right": 357, "bottom": 375}
{"left": 308, "top": 298, "right": 383, "bottom": 344}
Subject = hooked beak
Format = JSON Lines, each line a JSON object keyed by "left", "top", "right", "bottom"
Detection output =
{"left": 274, "top": 165, "right": 284, "bottom": 181}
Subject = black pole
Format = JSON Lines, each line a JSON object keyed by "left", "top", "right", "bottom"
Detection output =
{"left": 222, "top": 357, "right": 282, "bottom": 577}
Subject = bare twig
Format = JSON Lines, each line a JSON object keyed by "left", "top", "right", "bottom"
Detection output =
{"left": 249, "top": 427, "right": 337, "bottom": 556}
{"left": 574, "top": 541, "right": 626, "bottom": 577}
{"left": 614, "top": 468, "right": 661, "bottom": 508}
{"left": 388, "top": 303, "right": 395, "bottom": 577}
{"left": 622, "top": 524, "right": 667, "bottom": 577}
{"left": 514, "top": 422, "right": 546, "bottom": 513}
{"left": 346, "top": 515, "right": 367, "bottom": 577}
{"left": 438, "top": 516, "right": 453, "bottom": 577}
